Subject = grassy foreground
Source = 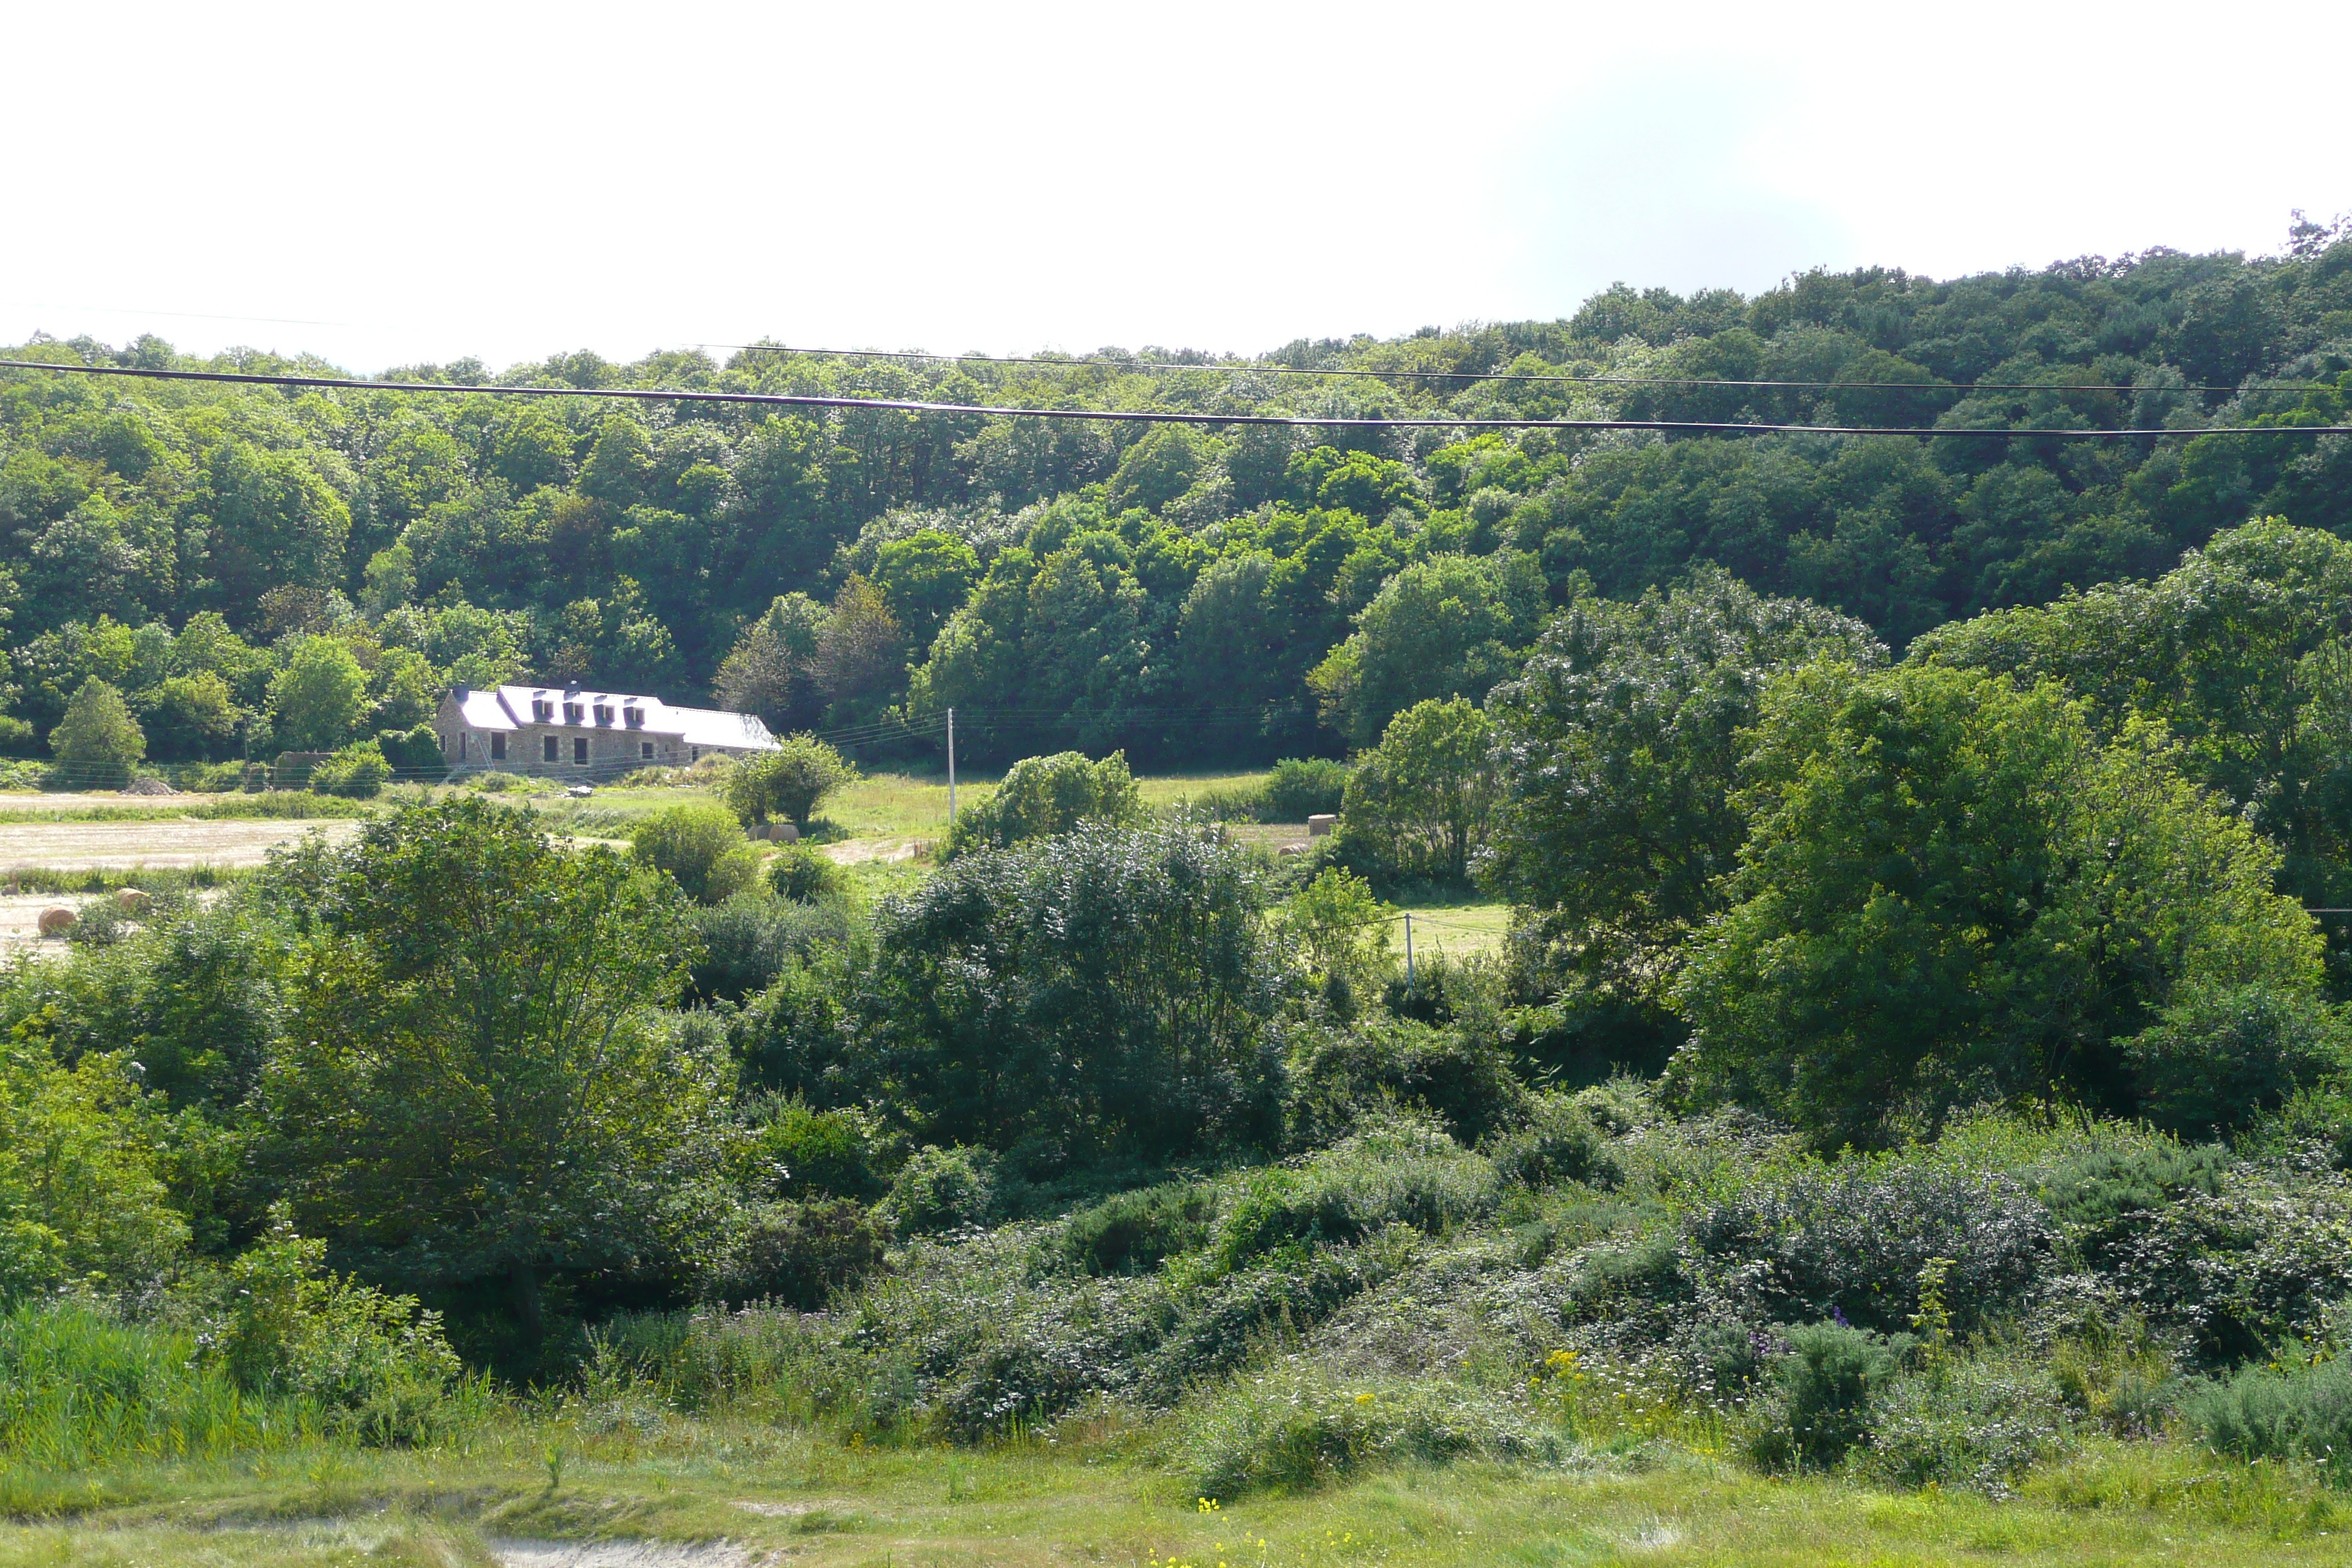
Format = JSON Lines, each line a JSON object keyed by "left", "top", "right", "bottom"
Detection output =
{"left": 7, "top": 1417, "right": 2350, "bottom": 1567}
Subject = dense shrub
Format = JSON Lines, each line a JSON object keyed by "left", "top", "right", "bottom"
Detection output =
{"left": 687, "top": 891, "right": 852, "bottom": 1003}
{"left": 631, "top": 801, "right": 762, "bottom": 903}
{"left": 2036, "top": 1142, "right": 2227, "bottom": 1267}
{"left": 1501, "top": 980, "right": 1686, "bottom": 1089}
{"left": 173, "top": 759, "right": 248, "bottom": 792}
{"left": 1745, "top": 1322, "right": 1905, "bottom": 1471}
{"left": 836, "top": 1225, "right": 1166, "bottom": 1436}
{"left": 880, "top": 1145, "right": 1000, "bottom": 1234}
{"left": 723, "top": 944, "right": 867, "bottom": 1101}
{"left": 1486, "top": 1091, "right": 1618, "bottom": 1189}
{"left": 2125, "top": 986, "right": 2351, "bottom": 1139}
{"left": 2187, "top": 1354, "right": 2352, "bottom": 1472}
{"left": 200, "top": 1222, "right": 469, "bottom": 1446}
{"left": 736, "top": 1093, "right": 894, "bottom": 1202}
{"left": 309, "top": 741, "right": 390, "bottom": 798}
{"left": 1260, "top": 757, "right": 1351, "bottom": 821}
{"left": 1135, "top": 1247, "right": 1406, "bottom": 1403}
{"left": 375, "top": 724, "right": 445, "bottom": 775}
{"left": 1060, "top": 1182, "right": 1218, "bottom": 1276}
{"left": 1855, "top": 1360, "right": 2074, "bottom": 1493}
{"left": 2097, "top": 1165, "right": 2352, "bottom": 1364}
{"left": 1284, "top": 1015, "right": 1528, "bottom": 1148}
{"left": 0, "top": 1044, "right": 187, "bottom": 1303}
{"left": 1166, "top": 1365, "right": 1564, "bottom": 1499}
{"left": 769, "top": 841, "right": 844, "bottom": 902}
{"left": 941, "top": 749, "right": 1144, "bottom": 859}
{"left": 1680, "top": 1152, "right": 2054, "bottom": 1334}
{"left": 1277, "top": 867, "right": 1394, "bottom": 1017}
{"left": 0, "top": 894, "right": 281, "bottom": 1115}
{"left": 707, "top": 1199, "right": 888, "bottom": 1310}
{"left": 1209, "top": 1119, "right": 1501, "bottom": 1272}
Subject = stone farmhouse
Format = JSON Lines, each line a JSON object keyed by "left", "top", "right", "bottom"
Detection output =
{"left": 434, "top": 684, "right": 781, "bottom": 775}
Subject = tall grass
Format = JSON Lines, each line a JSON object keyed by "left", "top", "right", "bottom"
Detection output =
{"left": 0, "top": 1300, "right": 320, "bottom": 1470}
{"left": 0, "top": 864, "right": 239, "bottom": 894}
{"left": 589, "top": 1305, "right": 921, "bottom": 1438}
{"left": 0, "top": 793, "right": 370, "bottom": 826}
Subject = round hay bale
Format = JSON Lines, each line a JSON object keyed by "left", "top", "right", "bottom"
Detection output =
{"left": 37, "top": 907, "right": 75, "bottom": 936}
{"left": 116, "top": 887, "right": 149, "bottom": 914}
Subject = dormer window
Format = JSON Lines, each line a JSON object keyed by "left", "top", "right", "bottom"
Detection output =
{"left": 623, "top": 707, "right": 644, "bottom": 728}
{"left": 532, "top": 699, "right": 553, "bottom": 722}
{"left": 563, "top": 702, "right": 584, "bottom": 725}
{"left": 593, "top": 704, "right": 613, "bottom": 726}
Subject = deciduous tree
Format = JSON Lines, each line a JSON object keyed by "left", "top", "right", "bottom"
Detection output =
{"left": 265, "top": 800, "right": 725, "bottom": 1336}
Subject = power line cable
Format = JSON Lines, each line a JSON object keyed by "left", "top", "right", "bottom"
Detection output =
{"left": 2, "top": 358, "right": 2343, "bottom": 440}
{"left": 706, "top": 340, "right": 2340, "bottom": 397}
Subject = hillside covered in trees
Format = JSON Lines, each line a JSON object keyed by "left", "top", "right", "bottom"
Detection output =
{"left": 5, "top": 230, "right": 2351, "bottom": 772}
{"left": 21, "top": 232, "right": 2352, "bottom": 1558}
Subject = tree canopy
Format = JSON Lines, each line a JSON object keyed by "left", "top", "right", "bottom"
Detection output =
{"left": 1670, "top": 662, "right": 2323, "bottom": 1144}
{"left": 264, "top": 799, "right": 724, "bottom": 1333}
{"left": 7, "top": 234, "right": 2348, "bottom": 769}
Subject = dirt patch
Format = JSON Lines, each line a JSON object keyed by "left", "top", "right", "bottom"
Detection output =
{"left": 0, "top": 817, "right": 358, "bottom": 871}
{"left": 821, "top": 837, "right": 922, "bottom": 866}
{"left": 491, "top": 1539, "right": 770, "bottom": 1568}
{"left": 1221, "top": 821, "right": 1313, "bottom": 851}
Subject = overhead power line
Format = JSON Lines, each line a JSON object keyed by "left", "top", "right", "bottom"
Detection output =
{"left": 3, "top": 358, "right": 2347, "bottom": 440}
{"left": 707, "top": 340, "right": 2337, "bottom": 397}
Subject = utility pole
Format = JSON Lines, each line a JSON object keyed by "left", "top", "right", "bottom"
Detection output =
{"left": 1403, "top": 912, "right": 1414, "bottom": 998}
{"left": 946, "top": 707, "right": 957, "bottom": 822}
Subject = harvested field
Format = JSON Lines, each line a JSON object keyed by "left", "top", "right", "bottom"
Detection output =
{"left": 0, "top": 791, "right": 186, "bottom": 813}
{"left": 0, "top": 816, "right": 358, "bottom": 872}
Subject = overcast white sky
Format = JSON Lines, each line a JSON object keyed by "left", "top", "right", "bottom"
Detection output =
{"left": 3, "top": 1, "right": 2345, "bottom": 374}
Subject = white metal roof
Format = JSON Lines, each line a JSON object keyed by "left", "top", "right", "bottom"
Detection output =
{"left": 446, "top": 686, "right": 779, "bottom": 750}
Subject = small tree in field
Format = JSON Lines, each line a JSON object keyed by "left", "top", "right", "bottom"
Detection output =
{"left": 723, "top": 735, "right": 859, "bottom": 829}
{"left": 1336, "top": 698, "right": 1496, "bottom": 884}
{"left": 50, "top": 679, "right": 146, "bottom": 788}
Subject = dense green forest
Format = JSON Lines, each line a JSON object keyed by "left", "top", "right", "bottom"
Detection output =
{"left": 17, "top": 235, "right": 2352, "bottom": 1558}
{"left": 6, "top": 234, "right": 2351, "bottom": 772}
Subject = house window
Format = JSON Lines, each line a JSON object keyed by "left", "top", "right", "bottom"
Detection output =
{"left": 460, "top": 733, "right": 469, "bottom": 761}
{"left": 532, "top": 700, "right": 552, "bottom": 721}
{"left": 563, "top": 702, "right": 584, "bottom": 725}
{"left": 641, "top": 741, "right": 654, "bottom": 760}
{"left": 691, "top": 747, "right": 701, "bottom": 761}
{"left": 593, "top": 704, "right": 612, "bottom": 725}
{"left": 543, "top": 735, "right": 559, "bottom": 763}
{"left": 624, "top": 708, "right": 643, "bottom": 728}
{"left": 490, "top": 733, "right": 506, "bottom": 761}
{"left": 573, "top": 736, "right": 588, "bottom": 765}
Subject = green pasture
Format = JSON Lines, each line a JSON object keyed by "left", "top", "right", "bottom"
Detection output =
{"left": 6, "top": 1417, "right": 2345, "bottom": 1567}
